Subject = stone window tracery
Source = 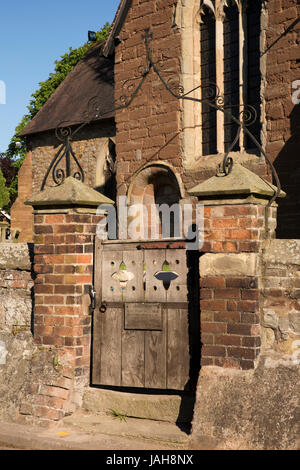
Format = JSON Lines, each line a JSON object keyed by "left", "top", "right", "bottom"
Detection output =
{"left": 180, "top": 0, "right": 263, "bottom": 166}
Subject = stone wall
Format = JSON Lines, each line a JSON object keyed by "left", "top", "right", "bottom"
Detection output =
{"left": 0, "top": 243, "right": 33, "bottom": 330}
{"left": 0, "top": 243, "right": 85, "bottom": 425}
{"left": 261, "top": 239, "right": 300, "bottom": 358}
{"left": 11, "top": 120, "right": 115, "bottom": 243}
{"left": 30, "top": 121, "right": 115, "bottom": 194}
{"left": 191, "top": 237, "right": 300, "bottom": 450}
{"left": 0, "top": 243, "right": 34, "bottom": 421}
{"left": 191, "top": 359, "right": 299, "bottom": 450}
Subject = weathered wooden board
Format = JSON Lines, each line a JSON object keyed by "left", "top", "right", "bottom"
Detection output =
{"left": 166, "top": 249, "right": 188, "bottom": 303}
{"left": 167, "top": 308, "right": 190, "bottom": 390}
{"left": 124, "top": 303, "right": 162, "bottom": 331}
{"left": 102, "top": 251, "right": 123, "bottom": 303}
{"left": 121, "top": 330, "right": 145, "bottom": 387}
{"left": 99, "top": 307, "right": 122, "bottom": 386}
{"left": 121, "top": 250, "right": 144, "bottom": 303}
{"left": 144, "top": 249, "right": 167, "bottom": 303}
{"left": 145, "top": 310, "right": 167, "bottom": 389}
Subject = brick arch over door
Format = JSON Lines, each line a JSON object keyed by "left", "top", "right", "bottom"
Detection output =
{"left": 127, "top": 162, "right": 185, "bottom": 239}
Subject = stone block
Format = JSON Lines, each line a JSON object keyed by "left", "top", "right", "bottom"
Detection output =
{"left": 200, "top": 253, "right": 258, "bottom": 277}
{"left": 0, "top": 244, "right": 31, "bottom": 271}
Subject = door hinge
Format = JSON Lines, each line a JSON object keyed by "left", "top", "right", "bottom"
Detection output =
{"left": 89, "top": 286, "right": 96, "bottom": 314}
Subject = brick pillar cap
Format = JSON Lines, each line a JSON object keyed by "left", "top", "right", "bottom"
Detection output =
{"left": 187, "top": 163, "right": 286, "bottom": 200}
{"left": 25, "top": 176, "right": 115, "bottom": 208}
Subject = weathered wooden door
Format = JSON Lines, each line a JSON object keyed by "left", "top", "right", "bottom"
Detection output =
{"left": 92, "top": 239, "right": 200, "bottom": 391}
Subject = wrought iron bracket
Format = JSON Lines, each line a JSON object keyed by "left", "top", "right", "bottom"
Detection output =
{"left": 41, "top": 27, "right": 281, "bottom": 209}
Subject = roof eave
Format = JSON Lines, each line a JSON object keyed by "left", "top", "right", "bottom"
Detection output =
{"left": 103, "top": 0, "right": 132, "bottom": 57}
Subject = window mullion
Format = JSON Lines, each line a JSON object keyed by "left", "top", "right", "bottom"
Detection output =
{"left": 216, "top": 16, "right": 225, "bottom": 154}
{"left": 239, "top": 5, "right": 247, "bottom": 151}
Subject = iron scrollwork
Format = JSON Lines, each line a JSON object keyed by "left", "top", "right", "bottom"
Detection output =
{"left": 141, "top": 28, "right": 281, "bottom": 206}
{"left": 42, "top": 26, "right": 282, "bottom": 209}
{"left": 41, "top": 123, "right": 84, "bottom": 190}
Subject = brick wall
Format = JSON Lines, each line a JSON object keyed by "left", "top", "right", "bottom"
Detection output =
{"left": 13, "top": 207, "right": 105, "bottom": 425}
{"left": 33, "top": 210, "right": 101, "bottom": 376}
{"left": 264, "top": 0, "right": 300, "bottom": 237}
{"left": 198, "top": 199, "right": 277, "bottom": 370}
{"left": 202, "top": 203, "right": 277, "bottom": 253}
{"left": 114, "top": 0, "right": 182, "bottom": 198}
{"left": 200, "top": 265, "right": 261, "bottom": 370}
{"left": 10, "top": 151, "right": 34, "bottom": 242}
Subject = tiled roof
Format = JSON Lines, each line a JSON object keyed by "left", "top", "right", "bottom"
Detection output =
{"left": 19, "top": 42, "right": 114, "bottom": 137}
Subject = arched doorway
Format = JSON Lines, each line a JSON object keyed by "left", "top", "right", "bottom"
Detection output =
{"left": 126, "top": 162, "right": 184, "bottom": 240}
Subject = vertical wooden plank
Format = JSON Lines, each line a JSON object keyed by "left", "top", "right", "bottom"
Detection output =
{"left": 94, "top": 237, "right": 103, "bottom": 307}
{"left": 121, "top": 250, "right": 144, "bottom": 303}
{"left": 166, "top": 249, "right": 188, "bottom": 303}
{"left": 92, "top": 237, "right": 103, "bottom": 384}
{"left": 144, "top": 249, "right": 167, "bottom": 303}
{"left": 102, "top": 250, "right": 123, "bottom": 302}
{"left": 99, "top": 307, "right": 122, "bottom": 386}
{"left": 121, "top": 330, "right": 145, "bottom": 387}
{"left": 145, "top": 309, "right": 167, "bottom": 389}
{"left": 167, "top": 308, "right": 190, "bottom": 390}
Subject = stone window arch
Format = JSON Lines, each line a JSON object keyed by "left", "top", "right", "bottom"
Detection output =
{"left": 125, "top": 162, "right": 184, "bottom": 240}
{"left": 178, "top": 0, "right": 263, "bottom": 167}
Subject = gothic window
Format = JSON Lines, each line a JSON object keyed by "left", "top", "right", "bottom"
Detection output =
{"left": 223, "top": 1, "right": 240, "bottom": 152}
{"left": 200, "top": 7, "right": 217, "bottom": 155}
{"left": 196, "top": 0, "right": 262, "bottom": 157}
{"left": 246, "top": 0, "right": 262, "bottom": 148}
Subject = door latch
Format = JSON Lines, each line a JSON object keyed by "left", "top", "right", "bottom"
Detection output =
{"left": 99, "top": 301, "right": 107, "bottom": 313}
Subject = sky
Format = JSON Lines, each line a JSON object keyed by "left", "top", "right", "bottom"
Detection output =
{"left": 0, "top": 0, "right": 120, "bottom": 153}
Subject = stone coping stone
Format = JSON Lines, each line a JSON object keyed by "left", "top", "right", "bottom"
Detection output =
{"left": 188, "top": 163, "right": 286, "bottom": 199}
{"left": 25, "top": 176, "right": 114, "bottom": 207}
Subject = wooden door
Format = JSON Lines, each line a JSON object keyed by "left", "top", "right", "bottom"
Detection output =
{"left": 92, "top": 239, "right": 200, "bottom": 391}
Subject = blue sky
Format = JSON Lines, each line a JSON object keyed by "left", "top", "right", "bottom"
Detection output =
{"left": 0, "top": 0, "right": 120, "bottom": 153}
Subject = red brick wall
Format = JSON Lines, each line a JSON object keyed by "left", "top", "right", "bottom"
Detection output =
{"left": 114, "top": 0, "right": 182, "bottom": 198}
{"left": 265, "top": 0, "right": 300, "bottom": 237}
{"left": 33, "top": 210, "right": 101, "bottom": 376}
{"left": 10, "top": 151, "right": 34, "bottom": 242}
{"left": 198, "top": 201, "right": 274, "bottom": 370}
{"left": 202, "top": 204, "right": 277, "bottom": 253}
{"left": 200, "top": 274, "right": 260, "bottom": 370}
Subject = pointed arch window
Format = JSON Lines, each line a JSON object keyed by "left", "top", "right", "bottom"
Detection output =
{"left": 246, "top": 0, "right": 262, "bottom": 148}
{"left": 196, "top": 0, "right": 262, "bottom": 157}
{"left": 223, "top": 1, "right": 240, "bottom": 151}
{"left": 200, "top": 6, "right": 217, "bottom": 155}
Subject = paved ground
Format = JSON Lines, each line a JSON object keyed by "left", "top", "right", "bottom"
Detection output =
{"left": 0, "top": 410, "right": 195, "bottom": 451}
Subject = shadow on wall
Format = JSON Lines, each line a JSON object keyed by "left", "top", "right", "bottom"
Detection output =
{"left": 274, "top": 105, "right": 300, "bottom": 239}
